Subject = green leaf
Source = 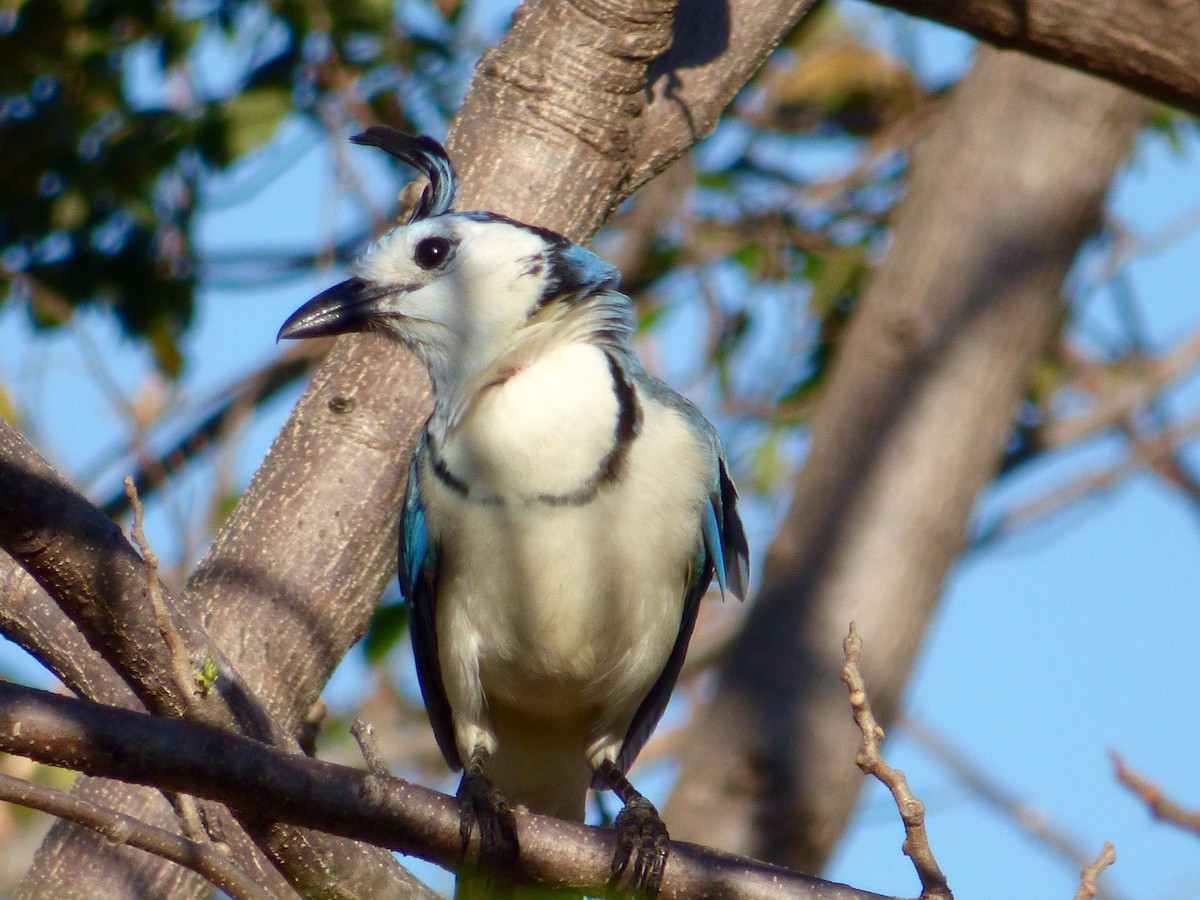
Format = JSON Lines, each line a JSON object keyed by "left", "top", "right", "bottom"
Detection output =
{"left": 363, "top": 602, "right": 409, "bottom": 663}
{"left": 147, "top": 316, "right": 184, "bottom": 379}
{"left": 222, "top": 86, "right": 291, "bottom": 158}
{"left": 808, "top": 244, "right": 865, "bottom": 316}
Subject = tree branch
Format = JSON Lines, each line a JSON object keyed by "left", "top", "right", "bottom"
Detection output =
{"left": 872, "top": 0, "right": 1200, "bottom": 117}
{"left": 841, "top": 626, "right": 951, "bottom": 900}
{"left": 1111, "top": 752, "right": 1200, "bottom": 838}
{"left": 1038, "top": 329, "right": 1200, "bottom": 450}
{"left": 0, "top": 680, "right": 897, "bottom": 900}
{"left": 0, "top": 773, "right": 273, "bottom": 900}
{"left": 1073, "top": 843, "right": 1116, "bottom": 900}
{"left": 0, "top": 420, "right": 429, "bottom": 897}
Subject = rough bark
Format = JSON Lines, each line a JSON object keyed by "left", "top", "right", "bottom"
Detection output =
{"left": 877, "top": 0, "right": 1200, "bottom": 118}
{"left": 14, "top": 0, "right": 811, "bottom": 895}
{"left": 663, "top": 47, "right": 1152, "bottom": 872}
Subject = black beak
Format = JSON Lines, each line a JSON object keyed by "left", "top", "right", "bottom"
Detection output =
{"left": 277, "top": 277, "right": 394, "bottom": 341}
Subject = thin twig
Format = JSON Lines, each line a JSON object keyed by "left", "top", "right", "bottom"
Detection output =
{"left": 1073, "top": 842, "right": 1116, "bottom": 900}
{"left": 124, "top": 477, "right": 198, "bottom": 703}
{"left": 1112, "top": 751, "right": 1200, "bottom": 837}
{"left": 841, "top": 623, "right": 952, "bottom": 900}
{"left": 1040, "top": 329, "right": 1200, "bottom": 450}
{"left": 169, "top": 792, "right": 208, "bottom": 843}
{"left": 0, "top": 772, "right": 274, "bottom": 900}
{"left": 351, "top": 718, "right": 390, "bottom": 777}
{"left": 973, "top": 412, "right": 1200, "bottom": 550}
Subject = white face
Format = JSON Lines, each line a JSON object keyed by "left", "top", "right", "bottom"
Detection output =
{"left": 356, "top": 214, "right": 554, "bottom": 383}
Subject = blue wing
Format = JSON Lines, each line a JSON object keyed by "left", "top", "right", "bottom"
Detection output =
{"left": 399, "top": 429, "right": 463, "bottom": 771}
{"left": 609, "top": 435, "right": 749, "bottom": 778}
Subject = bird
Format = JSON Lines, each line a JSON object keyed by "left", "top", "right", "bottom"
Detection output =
{"left": 279, "top": 127, "right": 749, "bottom": 897}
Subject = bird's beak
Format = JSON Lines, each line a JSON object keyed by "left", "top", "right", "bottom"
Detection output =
{"left": 277, "top": 277, "right": 396, "bottom": 341}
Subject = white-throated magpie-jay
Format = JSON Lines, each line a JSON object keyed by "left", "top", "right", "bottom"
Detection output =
{"left": 279, "top": 128, "right": 749, "bottom": 897}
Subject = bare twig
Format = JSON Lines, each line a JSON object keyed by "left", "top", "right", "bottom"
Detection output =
{"left": 0, "top": 772, "right": 274, "bottom": 900}
{"left": 168, "top": 792, "right": 207, "bottom": 843}
{"left": 350, "top": 719, "right": 389, "bottom": 777}
{"left": 98, "top": 346, "right": 321, "bottom": 520}
{"left": 124, "top": 477, "right": 199, "bottom": 704}
{"left": 1073, "top": 842, "right": 1116, "bottom": 900}
{"left": 1112, "top": 752, "right": 1200, "bottom": 837}
{"left": 841, "top": 624, "right": 952, "bottom": 900}
{"left": 973, "top": 412, "right": 1200, "bottom": 550}
{"left": 1040, "top": 329, "right": 1200, "bottom": 450}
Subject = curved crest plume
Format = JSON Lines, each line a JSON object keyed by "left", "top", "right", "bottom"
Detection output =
{"left": 350, "top": 127, "right": 460, "bottom": 223}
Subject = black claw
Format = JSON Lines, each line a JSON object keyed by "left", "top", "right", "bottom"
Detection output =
{"left": 456, "top": 767, "right": 519, "bottom": 895}
{"left": 595, "top": 760, "right": 670, "bottom": 898}
{"left": 607, "top": 795, "right": 669, "bottom": 898}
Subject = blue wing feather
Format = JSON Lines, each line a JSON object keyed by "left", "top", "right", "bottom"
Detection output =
{"left": 399, "top": 430, "right": 463, "bottom": 771}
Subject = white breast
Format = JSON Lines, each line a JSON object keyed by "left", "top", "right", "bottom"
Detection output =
{"left": 424, "top": 360, "right": 712, "bottom": 771}
{"left": 437, "top": 342, "right": 620, "bottom": 501}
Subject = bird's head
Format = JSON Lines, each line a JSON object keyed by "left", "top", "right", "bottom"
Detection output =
{"left": 278, "top": 128, "right": 628, "bottom": 400}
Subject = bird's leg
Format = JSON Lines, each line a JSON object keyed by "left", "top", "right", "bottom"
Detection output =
{"left": 596, "top": 759, "right": 669, "bottom": 898}
{"left": 456, "top": 746, "right": 519, "bottom": 886}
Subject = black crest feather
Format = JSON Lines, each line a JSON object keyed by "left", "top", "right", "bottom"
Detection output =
{"left": 350, "top": 127, "right": 459, "bottom": 223}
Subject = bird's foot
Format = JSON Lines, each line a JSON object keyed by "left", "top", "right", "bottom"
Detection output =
{"left": 607, "top": 794, "right": 669, "bottom": 898}
{"left": 456, "top": 766, "right": 519, "bottom": 888}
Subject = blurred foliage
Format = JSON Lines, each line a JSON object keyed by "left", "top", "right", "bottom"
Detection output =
{"left": 364, "top": 600, "right": 409, "bottom": 664}
{"left": 0, "top": 0, "right": 461, "bottom": 375}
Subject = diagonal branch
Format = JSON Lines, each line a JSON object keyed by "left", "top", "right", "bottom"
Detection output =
{"left": 0, "top": 773, "right": 273, "bottom": 900}
{"left": 665, "top": 48, "right": 1151, "bottom": 872}
{"left": 1111, "top": 752, "right": 1200, "bottom": 838}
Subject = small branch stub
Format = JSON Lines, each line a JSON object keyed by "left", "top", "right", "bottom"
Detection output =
{"left": 1073, "top": 842, "right": 1116, "bottom": 900}
{"left": 351, "top": 718, "right": 390, "bottom": 777}
{"left": 841, "top": 623, "right": 953, "bottom": 900}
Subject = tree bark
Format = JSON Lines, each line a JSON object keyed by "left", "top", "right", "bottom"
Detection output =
{"left": 663, "top": 46, "right": 1151, "bottom": 872}
{"left": 875, "top": 0, "right": 1200, "bottom": 118}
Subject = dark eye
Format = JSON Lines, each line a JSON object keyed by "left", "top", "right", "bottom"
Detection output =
{"left": 414, "top": 236, "right": 453, "bottom": 270}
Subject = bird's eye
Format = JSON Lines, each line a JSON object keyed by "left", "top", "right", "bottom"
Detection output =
{"left": 414, "top": 236, "right": 453, "bottom": 270}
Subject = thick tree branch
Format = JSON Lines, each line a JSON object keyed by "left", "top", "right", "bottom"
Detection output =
{"left": 665, "top": 48, "right": 1151, "bottom": 871}
{"left": 0, "top": 555, "right": 136, "bottom": 710}
{"left": 873, "top": 0, "right": 1200, "bottom": 118}
{"left": 627, "top": 0, "right": 817, "bottom": 191}
{"left": 0, "top": 680, "right": 894, "bottom": 900}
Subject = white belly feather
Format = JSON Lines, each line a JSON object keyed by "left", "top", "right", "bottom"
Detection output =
{"left": 423, "top": 343, "right": 710, "bottom": 801}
